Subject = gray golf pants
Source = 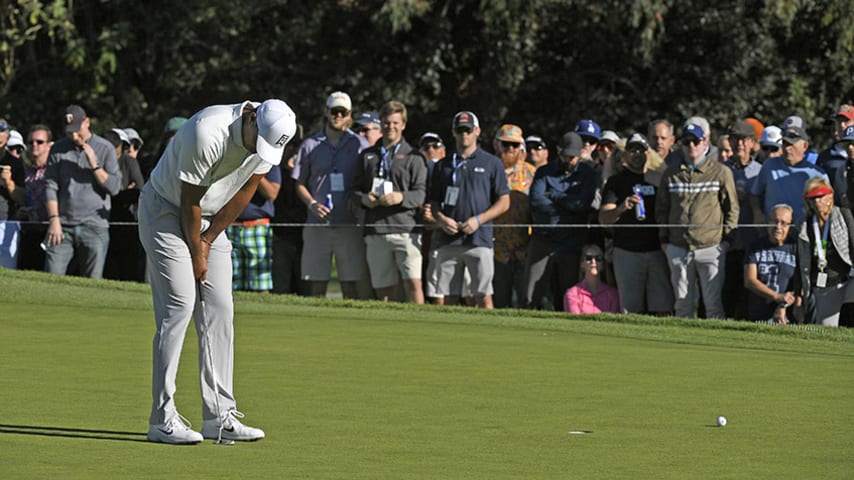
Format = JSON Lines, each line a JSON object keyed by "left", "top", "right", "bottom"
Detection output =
{"left": 665, "top": 243, "right": 726, "bottom": 319}
{"left": 138, "top": 186, "right": 236, "bottom": 425}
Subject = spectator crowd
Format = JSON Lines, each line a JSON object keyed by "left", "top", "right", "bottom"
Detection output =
{"left": 2, "top": 94, "right": 854, "bottom": 327}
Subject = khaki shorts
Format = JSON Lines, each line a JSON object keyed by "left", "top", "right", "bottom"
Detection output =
{"left": 364, "top": 233, "right": 423, "bottom": 288}
{"left": 436, "top": 245, "right": 494, "bottom": 297}
{"left": 301, "top": 226, "right": 369, "bottom": 282}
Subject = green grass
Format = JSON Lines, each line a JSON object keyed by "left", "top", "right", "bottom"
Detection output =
{"left": 2, "top": 269, "right": 853, "bottom": 479}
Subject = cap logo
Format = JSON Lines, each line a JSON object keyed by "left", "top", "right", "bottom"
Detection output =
{"left": 587, "top": 124, "right": 595, "bottom": 133}
{"left": 275, "top": 134, "right": 290, "bottom": 147}
{"left": 66, "top": 114, "right": 74, "bottom": 125}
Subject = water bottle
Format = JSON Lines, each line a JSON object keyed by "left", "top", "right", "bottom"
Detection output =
{"left": 633, "top": 185, "right": 646, "bottom": 221}
{"left": 324, "top": 193, "right": 334, "bottom": 224}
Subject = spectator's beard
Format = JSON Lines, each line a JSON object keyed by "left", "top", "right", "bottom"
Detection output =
{"left": 500, "top": 149, "right": 522, "bottom": 169}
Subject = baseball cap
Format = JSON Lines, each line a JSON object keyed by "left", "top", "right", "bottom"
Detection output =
{"left": 64, "top": 104, "right": 87, "bottom": 133}
{"left": 525, "top": 135, "right": 546, "bottom": 149}
{"left": 418, "top": 132, "right": 443, "bottom": 148}
{"left": 574, "top": 119, "right": 601, "bottom": 140}
{"left": 495, "top": 124, "right": 524, "bottom": 143}
{"left": 7, "top": 130, "right": 25, "bottom": 150}
{"left": 452, "top": 111, "right": 480, "bottom": 130}
{"left": 684, "top": 116, "right": 710, "bottom": 138}
{"left": 164, "top": 116, "right": 188, "bottom": 133}
{"left": 833, "top": 104, "right": 854, "bottom": 121}
{"left": 728, "top": 120, "right": 756, "bottom": 138}
{"left": 782, "top": 126, "right": 809, "bottom": 143}
{"left": 760, "top": 126, "right": 783, "bottom": 148}
{"left": 682, "top": 123, "right": 706, "bottom": 140}
{"left": 559, "top": 132, "right": 583, "bottom": 157}
{"left": 625, "top": 133, "right": 650, "bottom": 150}
{"left": 326, "top": 91, "right": 352, "bottom": 111}
{"left": 783, "top": 115, "right": 806, "bottom": 130}
{"left": 354, "top": 111, "right": 380, "bottom": 127}
{"left": 111, "top": 128, "right": 130, "bottom": 145}
{"left": 840, "top": 125, "right": 854, "bottom": 144}
{"left": 600, "top": 130, "right": 620, "bottom": 145}
{"left": 744, "top": 117, "right": 764, "bottom": 140}
{"left": 123, "top": 128, "right": 143, "bottom": 146}
{"left": 255, "top": 99, "right": 297, "bottom": 166}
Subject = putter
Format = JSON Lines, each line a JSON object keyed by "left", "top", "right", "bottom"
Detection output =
{"left": 197, "top": 280, "right": 235, "bottom": 446}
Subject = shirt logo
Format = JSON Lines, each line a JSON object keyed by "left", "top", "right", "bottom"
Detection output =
{"left": 474, "top": 167, "right": 485, "bottom": 173}
{"left": 275, "top": 134, "right": 290, "bottom": 147}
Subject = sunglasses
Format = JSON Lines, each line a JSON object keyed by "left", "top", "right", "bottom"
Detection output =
{"left": 584, "top": 255, "right": 604, "bottom": 262}
{"left": 627, "top": 147, "right": 646, "bottom": 154}
{"left": 501, "top": 141, "right": 521, "bottom": 149}
{"left": 761, "top": 145, "right": 780, "bottom": 152}
{"left": 581, "top": 136, "right": 598, "bottom": 145}
{"left": 0, "top": 125, "right": 8, "bottom": 132}
{"left": 358, "top": 126, "right": 379, "bottom": 134}
{"left": 682, "top": 137, "right": 704, "bottom": 146}
{"left": 423, "top": 142, "right": 444, "bottom": 150}
{"left": 526, "top": 144, "right": 546, "bottom": 151}
{"left": 454, "top": 127, "right": 473, "bottom": 135}
{"left": 329, "top": 108, "right": 350, "bottom": 118}
{"left": 28, "top": 139, "right": 47, "bottom": 145}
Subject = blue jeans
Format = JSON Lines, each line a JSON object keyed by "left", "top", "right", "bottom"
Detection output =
{"left": 44, "top": 224, "right": 109, "bottom": 279}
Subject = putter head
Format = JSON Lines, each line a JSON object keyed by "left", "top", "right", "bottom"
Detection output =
{"left": 214, "top": 438, "right": 235, "bottom": 446}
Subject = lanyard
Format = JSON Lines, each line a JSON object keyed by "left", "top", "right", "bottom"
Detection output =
{"left": 451, "top": 153, "right": 466, "bottom": 185}
{"left": 812, "top": 216, "right": 831, "bottom": 271}
{"left": 379, "top": 143, "right": 400, "bottom": 177}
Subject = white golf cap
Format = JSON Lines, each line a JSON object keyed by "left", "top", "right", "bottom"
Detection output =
{"left": 255, "top": 99, "right": 297, "bottom": 166}
{"left": 326, "top": 91, "right": 352, "bottom": 111}
{"left": 123, "top": 127, "right": 143, "bottom": 146}
{"left": 111, "top": 127, "right": 130, "bottom": 144}
{"left": 7, "top": 130, "right": 26, "bottom": 150}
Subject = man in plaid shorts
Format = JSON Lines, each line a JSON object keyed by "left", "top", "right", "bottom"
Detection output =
{"left": 227, "top": 164, "right": 281, "bottom": 292}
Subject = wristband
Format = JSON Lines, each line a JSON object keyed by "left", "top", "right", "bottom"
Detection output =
{"left": 309, "top": 200, "right": 318, "bottom": 208}
{"left": 200, "top": 235, "right": 213, "bottom": 246}
{"left": 48, "top": 214, "right": 59, "bottom": 220}
{"left": 476, "top": 215, "right": 481, "bottom": 226}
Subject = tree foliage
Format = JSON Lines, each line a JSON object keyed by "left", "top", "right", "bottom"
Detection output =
{"left": 1, "top": 0, "right": 853, "bottom": 149}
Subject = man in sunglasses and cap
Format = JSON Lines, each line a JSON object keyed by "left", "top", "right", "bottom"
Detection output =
{"left": 657, "top": 120, "right": 739, "bottom": 319}
{"left": 139, "top": 99, "right": 297, "bottom": 444}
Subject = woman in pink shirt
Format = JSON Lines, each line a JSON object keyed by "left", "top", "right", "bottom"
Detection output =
{"left": 564, "top": 244, "right": 620, "bottom": 314}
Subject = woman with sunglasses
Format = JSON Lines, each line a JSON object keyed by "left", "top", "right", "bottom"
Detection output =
{"left": 795, "top": 178, "right": 854, "bottom": 326}
{"left": 563, "top": 244, "right": 620, "bottom": 314}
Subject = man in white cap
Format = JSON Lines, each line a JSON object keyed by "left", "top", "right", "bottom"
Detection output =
{"left": 138, "top": 99, "right": 297, "bottom": 444}
{"left": 293, "top": 91, "right": 372, "bottom": 299}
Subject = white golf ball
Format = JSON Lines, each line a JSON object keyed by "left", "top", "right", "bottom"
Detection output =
{"left": 716, "top": 416, "right": 727, "bottom": 427}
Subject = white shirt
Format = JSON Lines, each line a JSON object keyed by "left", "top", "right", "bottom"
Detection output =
{"left": 149, "top": 102, "right": 272, "bottom": 215}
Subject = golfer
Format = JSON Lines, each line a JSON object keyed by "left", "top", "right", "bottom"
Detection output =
{"left": 139, "top": 100, "right": 296, "bottom": 444}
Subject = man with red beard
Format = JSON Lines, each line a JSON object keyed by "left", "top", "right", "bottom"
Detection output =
{"left": 492, "top": 124, "right": 536, "bottom": 308}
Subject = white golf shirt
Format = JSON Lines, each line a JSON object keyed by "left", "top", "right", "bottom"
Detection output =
{"left": 149, "top": 101, "right": 272, "bottom": 215}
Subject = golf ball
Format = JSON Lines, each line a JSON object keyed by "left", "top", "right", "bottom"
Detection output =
{"left": 716, "top": 416, "right": 727, "bottom": 427}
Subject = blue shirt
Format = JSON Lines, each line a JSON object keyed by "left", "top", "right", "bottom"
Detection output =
{"left": 726, "top": 158, "right": 763, "bottom": 250}
{"left": 745, "top": 238, "right": 797, "bottom": 321}
{"left": 292, "top": 129, "right": 369, "bottom": 225}
{"left": 429, "top": 147, "right": 509, "bottom": 248}
{"left": 529, "top": 160, "right": 597, "bottom": 251}
{"left": 751, "top": 156, "right": 828, "bottom": 224}
{"left": 236, "top": 164, "right": 281, "bottom": 221}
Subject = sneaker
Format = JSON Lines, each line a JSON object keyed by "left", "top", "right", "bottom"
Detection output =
{"left": 147, "top": 415, "right": 203, "bottom": 444}
{"left": 202, "top": 409, "right": 265, "bottom": 442}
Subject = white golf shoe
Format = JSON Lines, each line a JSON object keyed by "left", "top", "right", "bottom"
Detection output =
{"left": 202, "top": 409, "right": 265, "bottom": 442}
{"left": 147, "top": 415, "right": 203, "bottom": 444}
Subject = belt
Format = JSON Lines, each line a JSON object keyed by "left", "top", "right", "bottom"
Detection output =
{"left": 234, "top": 218, "right": 271, "bottom": 227}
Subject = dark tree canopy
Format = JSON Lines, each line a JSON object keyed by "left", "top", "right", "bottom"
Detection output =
{"left": 2, "top": 0, "right": 853, "bottom": 149}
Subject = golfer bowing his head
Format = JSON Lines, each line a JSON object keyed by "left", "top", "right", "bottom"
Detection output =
{"left": 139, "top": 100, "right": 296, "bottom": 444}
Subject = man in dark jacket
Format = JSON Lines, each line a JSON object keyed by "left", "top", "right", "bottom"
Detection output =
{"left": 352, "top": 100, "right": 428, "bottom": 303}
{"left": 524, "top": 131, "right": 598, "bottom": 310}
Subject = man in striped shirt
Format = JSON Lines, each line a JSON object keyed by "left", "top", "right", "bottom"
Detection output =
{"left": 656, "top": 121, "right": 739, "bottom": 319}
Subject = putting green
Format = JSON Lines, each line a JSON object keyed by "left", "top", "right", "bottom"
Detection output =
{"left": 2, "top": 269, "right": 852, "bottom": 479}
